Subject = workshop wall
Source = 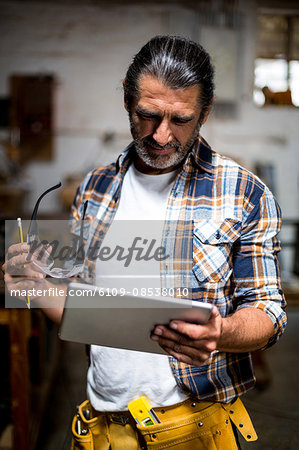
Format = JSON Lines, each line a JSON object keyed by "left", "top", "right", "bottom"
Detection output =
{"left": 0, "top": 0, "right": 298, "bottom": 227}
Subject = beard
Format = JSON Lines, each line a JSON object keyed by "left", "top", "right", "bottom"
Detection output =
{"left": 129, "top": 115, "right": 200, "bottom": 171}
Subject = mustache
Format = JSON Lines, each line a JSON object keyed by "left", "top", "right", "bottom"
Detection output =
{"left": 142, "top": 137, "right": 180, "bottom": 150}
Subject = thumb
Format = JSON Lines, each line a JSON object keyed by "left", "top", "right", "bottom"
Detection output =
{"left": 209, "top": 305, "right": 221, "bottom": 322}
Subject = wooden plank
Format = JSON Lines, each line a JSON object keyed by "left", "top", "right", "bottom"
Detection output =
{"left": 9, "top": 309, "right": 31, "bottom": 450}
{"left": 0, "top": 308, "right": 10, "bottom": 325}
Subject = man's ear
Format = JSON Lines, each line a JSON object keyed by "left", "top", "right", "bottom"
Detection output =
{"left": 123, "top": 80, "right": 129, "bottom": 112}
{"left": 201, "top": 100, "right": 213, "bottom": 125}
{"left": 201, "top": 110, "right": 209, "bottom": 125}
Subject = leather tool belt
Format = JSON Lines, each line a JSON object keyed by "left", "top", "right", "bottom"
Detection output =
{"left": 71, "top": 397, "right": 257, "bottom": 449}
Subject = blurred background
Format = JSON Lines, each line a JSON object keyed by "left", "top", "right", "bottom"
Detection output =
{"left": 0, "top": 0, "right": 298, "bottom": 449}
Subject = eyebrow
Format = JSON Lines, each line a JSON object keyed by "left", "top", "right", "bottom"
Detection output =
{"left": 136, "top": 106, "right": 196, "bottom": 122}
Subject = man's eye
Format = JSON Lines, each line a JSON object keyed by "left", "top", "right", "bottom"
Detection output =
{"left": 137, "top": 113, "right": 155, "bottom": 120}
{"left": 173, "top": 119, "right": 190, "bottom": 126}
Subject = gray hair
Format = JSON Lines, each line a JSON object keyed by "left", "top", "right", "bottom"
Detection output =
{"left": 124, "top": 35, "right": 214, "bottom": 124}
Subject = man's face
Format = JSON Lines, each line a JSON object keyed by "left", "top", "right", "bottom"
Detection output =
{"left": 127, "top": 75, "right": 206, "bottom": 174}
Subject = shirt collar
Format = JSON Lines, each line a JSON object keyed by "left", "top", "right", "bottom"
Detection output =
{"left": 115, "top": 142, "right": 135, "bottom": 173}
{"left": 189, "top": 135, "right": 215, "bottom": 174}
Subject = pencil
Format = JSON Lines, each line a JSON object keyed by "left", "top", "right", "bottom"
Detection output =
{"left": 17, "top": 218, "right": 31, "bottom": 309}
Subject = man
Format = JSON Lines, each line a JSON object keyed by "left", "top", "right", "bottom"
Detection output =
{"left": 4, "top": 36, "right": 286, "bottom": 449}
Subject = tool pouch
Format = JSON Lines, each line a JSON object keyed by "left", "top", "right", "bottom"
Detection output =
{"left": 137, "top": 398, "right": 257, "bottom": 450}
{"left": 71, "top": 400, "right": 110, "bottom": 450}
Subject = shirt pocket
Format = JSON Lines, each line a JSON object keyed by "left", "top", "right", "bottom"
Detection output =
{"left": 192, "top": 219, "right": 242, "bottom": 283}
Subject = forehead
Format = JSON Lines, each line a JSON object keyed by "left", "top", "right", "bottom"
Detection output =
{"left": 136, "top": 75, "right": 200, "bottom": 115}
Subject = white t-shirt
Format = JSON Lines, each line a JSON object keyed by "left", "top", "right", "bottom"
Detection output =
{"left": 87, "top": 163, "right": 188, "bottom": 411}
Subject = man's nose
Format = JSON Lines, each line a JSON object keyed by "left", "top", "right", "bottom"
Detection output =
{"left": 152, "top": 119, "right": 173, "bottom": 146}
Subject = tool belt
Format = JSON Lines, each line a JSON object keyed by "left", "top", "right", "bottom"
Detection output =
{"left": 71, "top": 397, "right": 257, "bottom": 449}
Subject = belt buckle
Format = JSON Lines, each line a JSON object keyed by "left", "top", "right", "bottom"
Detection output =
{"left": 109, "top": 413, "right": 131, "bottom": 426}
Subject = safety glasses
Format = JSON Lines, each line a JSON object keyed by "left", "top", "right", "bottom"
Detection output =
{"left": 27, "top": 183, "right": 88, "bottom": 279}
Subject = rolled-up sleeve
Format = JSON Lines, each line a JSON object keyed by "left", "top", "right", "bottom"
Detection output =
{"left": 233, "top": 186, "right": 287, "bottom": 348}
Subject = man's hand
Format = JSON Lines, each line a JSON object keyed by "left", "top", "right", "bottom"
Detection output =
{"left": 151, "top": 306, "right": 222, "bottom": 366}
{"left": 3, "top": 242, "right": 65, "bottom": 324}
{"left": 151, "top": 305, "right": 275, "bottom": 365}
{"left": 3, "top": 243, "right": 47, "bottom": 299}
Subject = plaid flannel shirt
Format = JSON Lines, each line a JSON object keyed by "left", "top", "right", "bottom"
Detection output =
{"left": 71, "top": 136, "right": 286, "bottom": 403}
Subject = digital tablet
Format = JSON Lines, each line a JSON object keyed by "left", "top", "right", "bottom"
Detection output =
{"left": 59, "top": 283, "right": 213, "bottom": 355}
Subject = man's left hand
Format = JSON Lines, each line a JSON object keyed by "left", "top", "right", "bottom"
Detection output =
{"left": 151, "top": 306, "right": 222, "bottom": 366}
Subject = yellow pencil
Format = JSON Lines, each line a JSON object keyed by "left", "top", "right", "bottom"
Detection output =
{"left": 17, "top": 218, "right": 31, "bottom": 309}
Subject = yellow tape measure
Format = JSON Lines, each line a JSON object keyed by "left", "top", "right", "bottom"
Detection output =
{"left": 128, "top": 396, "right": 160, "bottom": 427}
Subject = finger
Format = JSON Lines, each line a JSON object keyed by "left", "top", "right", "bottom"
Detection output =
{"left": 11, "top": 271, "right": 45, "bottom": 279}
{"left": 10, "top": 252, "right": 31, "bottom": 267}
{"left": 5, "top": 254, "right": 30, "bottom": 275}
{"left": 5, "top": 272, "right": 45, "bottom": 286}
{"left": 7, "top": 243, "right": 30, "bottom": 258}
{"left": 27, "top": 244, "right": 53, "bottom": 266}
{"left": 6, "top": 278, "right": 45, "bottom": 300}
{"left": 46, "top": 244, "right": 53, "bottom": 254}
{"left": 10, "top": 274, "right": 46, "bottom": 287}
{"left": 151, "top": 332, "right": 210, "bottom": 358}
{"left": 151, "top": 325, "right": 216, "bottom": 356}
{"left": 168, "top": 321, "right": 207, "bottom": 340}
{"left": 5, "top": 261, "right": 46, "bottom": 278}
{"left": 152, "top": 325, "right": 184, "bottom": 342}
{"left": 152, "top": 324, "right": 205, "bottom": 344}
{"left": 5, "top": 254, "right": 38, "bottom": 275}
{"left": 158, "top": 344, "right": 210, "bottom": 366}
{"left": 169, "top": 307, "right": 221, "bottom": 339}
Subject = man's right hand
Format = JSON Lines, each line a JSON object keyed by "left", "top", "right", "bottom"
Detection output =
{"left": 3, "top": 242, "right": 46, "bottom": 300}
{"left": 3, "top": 242, "right": 65, "bottom": 323}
